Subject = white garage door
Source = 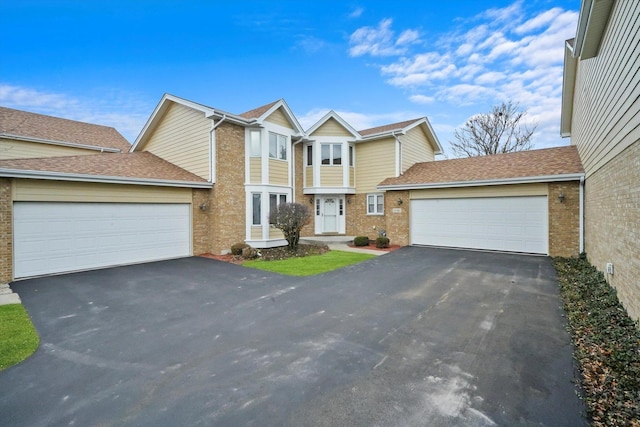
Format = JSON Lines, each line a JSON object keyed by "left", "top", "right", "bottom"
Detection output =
{"left": 410, "top": 196, "right": 548, "bottom": 254}
{"left": 14, "top": 202, "right": 191, "bottom": 278}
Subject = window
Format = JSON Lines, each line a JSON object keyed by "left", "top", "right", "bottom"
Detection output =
{"left": 269, "top": 132, "right": 287, "bottom": 160}
{"left": 269, "top": 193, "right": 287, "bottom": 222}
{"left": 320, "top": 143, "right": 342, "bottom": 165}
{"left": 250, "top": 130, "right": 261, "bottom": 157}
{"left": 306, "top": 145, "right": 313, "bottom": 166}
{"left": 315, "top": 198, "right": 320, "bottom": 215}
{"left": 367, "top": 193, "right": 384, "bottom": 215}
{"left": 349, "top": 145, "right": 354, "bottom": 166}
{"left": 339, "top": 198, "right": 344, "bottom": 215}
{"left": 252, "top": 193, "right": 261, "bottom": 225}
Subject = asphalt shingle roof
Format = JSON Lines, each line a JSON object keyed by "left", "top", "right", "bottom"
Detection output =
{"left": 0, "top": 152, "right": 207, "bottom": 183}
{"left": 239, "top": 100, "right": 280, "bottom": 119}
{"left": 379, "top": 146, "right": 584, "bottom": 187}
{"left": 359, "top": 119, "right": 423, "bottom": 136}
{"left": 0, "top": 106, "right": 131, "bottom": 152}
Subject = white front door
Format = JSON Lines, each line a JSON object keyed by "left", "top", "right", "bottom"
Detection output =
{"left": 323, "top": 197, "right": 337, "bottom": 233}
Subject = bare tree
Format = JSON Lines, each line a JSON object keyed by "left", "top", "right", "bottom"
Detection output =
{"left": 269, "top": 202, "right": 312, "bottom": 250}
{"left": 450, "top": 101, "right": 537, "bottom": 157}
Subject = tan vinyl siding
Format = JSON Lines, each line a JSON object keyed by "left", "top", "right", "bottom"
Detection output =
{"left": 268, "top": 159, "right": 288, "bottom": 185}
{"left": 0, "top": 138, "right": 97, "bottom": 159}
{"left": 141, "top": 102, "right": 210, "bottom": 179}
{"left": 355, "top": 139, "right": 395, "bottom": 193}
{"left": 310, "top": 118, "right": 354, "bottom": 137}
{"left": 305, "top": 166, "right": 313, "bottom": 187}
{"left": 571, "top": 0, "right": 640, "bottom": 177}
{"left": 13, "top": 179, "right": 192, "bottom": 203}
{"left": 320, "top": 166, "right": 343, "bottom": 186}
{"left": 251, "top": 226, "right": 262, "bottom": 240}
{"left": 269, "top": 227, "right": 284, "bottom": 239}
{"left": 250, "top": 158, "right": 262, "bottom": 184}
{"left": 349, "top": 167, "right": 355, "bottom": 187}
{"left": 410, "top": 183, "right": 548, "bottom": 200}
{"left": 401, "top": 126, "right": 435, "bottom": 173}
{"left": 265, "top": 108, "right": 293, "bottom": 129}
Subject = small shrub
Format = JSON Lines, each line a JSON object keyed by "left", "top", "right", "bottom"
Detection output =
{"left": 354, "top": 236, "right": 370, "bottom": 247}
{"left": 241, "top": 246, "right": 259, "bottom": 259}
{"left": 231, "top": 242, "right": 249, "bottom": 256}
{"left": 375, "top": 236, "right": 390, "bottom": 248}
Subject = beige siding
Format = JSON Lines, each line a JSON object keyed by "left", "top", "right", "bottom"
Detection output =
{"left": 13, "top": 179, "right": 192, "bottom": 203}
{"left": 410, "top": 183, "right": 548, "bottom": 200}
{"left": 571, "top": 0, "right": 640, "bottom": 176}
{"left": 265, "top": 108, "right": 293, "bottom": 129}
{"left": 251, "top": 226, "right": 262, "bottom": 240}
{"left": 269, "top": 227, "right": 284, "bottom": 239}
{"left": 250, "top": 158, "right": 262, "bottom": 184}
{"left": 349, "top": 167, "right": 355, "bottom": 187}
{"left": 310, "top": 118, "right": 353, "bottom": 137}
{"left": 0, "top": 138, "right": 98, "bottom": 159}
{"left": 401, "top": 126, "right": 434, "bottom": 173}
{"left": 305, "top": 166, "right": 313, "bottom": 187}
{"left": 268, "top": 159, "right": 288, "bottom": 185}
{"left": 320, "top": 166, "right": 343, "bottom": 186}
{"left": 141, "top": 102, "right": 210, "bottom": 179}
{"left": 355, "top": 139, "right": 395, "bottom": 193}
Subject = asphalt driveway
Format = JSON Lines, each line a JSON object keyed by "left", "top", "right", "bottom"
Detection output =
{"left": 1, "top": 247, "right": 586, "bottom": 426}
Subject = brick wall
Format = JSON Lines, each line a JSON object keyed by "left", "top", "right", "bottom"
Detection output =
{"left": 346, "top": 193, "right": 388, "bottom": 240}
{"left": 383, "top": 190, "right": 410, "bottom": 246}
{"left": 548, "top": 181, "right": 581, "bottom": 258}
{"left": 192, "top": 188, "right": 214, "bottom": 254}
{"left": 0, "top": 179, "right": 12, "bottom": 283}
{"left": 209, "top": 122, "right": 247, "bottom": 254}
{"left": 295, "top": 144, "right": 315, "bottom": 237}
{"left": 584, "top": 141, "right": 640, "bottom": 322}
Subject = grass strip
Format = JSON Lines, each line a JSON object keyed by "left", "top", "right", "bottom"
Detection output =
{"left": 244, "top": 250, "right": 376, "bottom": 276}
{"left": 553, "top": 256, "right": 640, "bottom": 426}
{"left": 0, "top": 304, "right": 39, "bottom": 371}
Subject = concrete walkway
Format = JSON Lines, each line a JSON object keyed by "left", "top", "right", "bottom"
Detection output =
{"left": 0, "top": 283, "right": 21, "bottom": 305}
{"left": 301, "top": 236, "right": 388, "bottom": 255}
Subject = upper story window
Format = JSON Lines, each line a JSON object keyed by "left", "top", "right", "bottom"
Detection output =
{"left": 321, "top": 143, "right": 342, "bottom": 165}
{"left": 269, "top": 132, "right": 287, "bottom": 160}
{"left": 250, "top": 130, "right": 261, "bottom": 157}
{"left": 349, "top": 145, "right": 354, "bottom": 167}
{"left": 367, "top": 193, "right": 384, "bottom": 215}
{"left": 252, "top": 193, "right": 261, "bottom": 225}
{"left": 306, "top": 145, "right": 313, "bottom": 166}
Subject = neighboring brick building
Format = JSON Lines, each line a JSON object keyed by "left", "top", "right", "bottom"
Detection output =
{"left": 561, "top": 0, "right": 640, "bottom": 321}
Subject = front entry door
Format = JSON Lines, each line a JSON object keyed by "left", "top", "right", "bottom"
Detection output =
{"left": 323, "top": 198, "right": 337, "bottom": 233}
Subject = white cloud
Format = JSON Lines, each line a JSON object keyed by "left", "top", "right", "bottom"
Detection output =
{"left": 409, "top": 94, "right": 435, "bottom": 104}
{"left": 347, "top": 1, "right": 579, "bottom": 151}
{"left": 0, "top": 83, "right": 150, "bottom": 143}
{"left": 349, "top": 7, "right": 364, "bottom": 19}
{"left": 294, "top": 35, "right": 326, "bottom": 54}
{"left": 348, "top": 18, "right": 420, "bottom": 57}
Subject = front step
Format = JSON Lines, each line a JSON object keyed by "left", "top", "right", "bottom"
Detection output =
{"left": 0, "top": 284, "right": 21, "bottom": 305}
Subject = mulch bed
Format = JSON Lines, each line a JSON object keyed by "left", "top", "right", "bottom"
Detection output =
{"left": 200, "top": 244, "right": 330, "bottom": 264}
{"left": 347, "top": 243, "right": 402, "bottom": 252}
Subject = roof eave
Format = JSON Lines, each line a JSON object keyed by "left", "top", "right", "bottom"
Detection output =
{"left": 306, "top": 110, "right": 361, "bottom": 138}
{"left": 0, "top": 168, "right": 213, "bottom": 189}
{"left": 560, "top": 39, "right": 578, "bottom": 137}
{"left": 377, "top": 173, "right": 586, "bottom": 191}
{"left": 0, "top": 134, "right": 122, "bottom": 153}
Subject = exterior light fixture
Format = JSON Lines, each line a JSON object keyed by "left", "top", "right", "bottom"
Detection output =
{"left": 397, "top": 198, "right": 403, "bottom": 205}
{"left": 309, "top": 197, "right": 314, "bottom": 204}
{"left": 558, "top": 192, "right": 565, "bottom": 203}
{"left": 199, "top": 202, "right": 208, "bottom": 211}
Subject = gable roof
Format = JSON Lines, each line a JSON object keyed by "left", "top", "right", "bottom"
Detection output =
{"left": 306, "top": 110, "right": 361, "bottom": 138}
{"left": 240, "top": 99, "right": 305, "bottom": 134}
{"left": 239, "top": 101, "right": 280, "bottom": 119}
{"left": 360, "top": 117, "right": 443, "bottom": 155}
{"left": 378, "top": 146, "right": 584, "bottom": 189}
{"left": 0, "top": 106, "right": 131, "bottom": 152}
{"left": 0, "top": 152, "right": 210, "bottom": 188}
{"left": 359, "top": 119, "right": 423, "bottom": 137}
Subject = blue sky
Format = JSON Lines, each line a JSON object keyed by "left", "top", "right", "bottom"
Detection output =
{"left": 1, "top": 0, "right": 579, "bottom": 157}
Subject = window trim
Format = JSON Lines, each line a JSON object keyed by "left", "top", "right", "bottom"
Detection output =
{"left": 320, "top": 143, "right": 343, "bottom": 166}
{"left": 250, "top": 130, "right": 261, "bottom": 157}
{"left": 269, "top": 132, "right": 287, "bottom": 161}
{"left": 252, "top": 193, "right": 262, "bottom": 225}
{"left": 306, "top": 144, "right": 313, "bottom": 166}
{"left": 367, "top": 193, "right": 384, "bottom": 215}
{"left": 269, "top": 193, "right": 288, "bottom": 225}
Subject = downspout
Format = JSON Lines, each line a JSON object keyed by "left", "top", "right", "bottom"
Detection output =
{"left": 579, "top": 176, "right": 585, "bottom": 254}
{"left": 393, "top": 132, "right": 403, "bottom": 176}
{"left": 209, "top": 114, "right": 227, "bottom": 183}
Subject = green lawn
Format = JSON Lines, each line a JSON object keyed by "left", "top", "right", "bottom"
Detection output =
{"left": 244, "top": 250, "right": 376, "bottom": 276}
{"left": 0, "top": 304, "right": 39, "bottom": 371}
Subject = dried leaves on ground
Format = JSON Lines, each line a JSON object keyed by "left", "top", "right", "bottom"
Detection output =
{"left": 554, "top": 256, "right": 640, "bottom": 427}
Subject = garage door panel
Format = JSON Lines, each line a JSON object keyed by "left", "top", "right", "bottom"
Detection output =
{"left": 410, "top": 196, "right": 547, "bottom": 254}
{"left": 14, "top": 202, "right": 191, "bottom": 278}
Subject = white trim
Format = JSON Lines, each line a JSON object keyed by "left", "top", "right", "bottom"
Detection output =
{"left": 256, "top": 99, "right": 305, "bottom": 135}
{"left": 359, "top": 118, "right": 443, "bottom": 155}
{"left": 366, "top": 193, "right": 384, "bottom": 215}
{"left": 306, "top": 110, "right": 361, "bottom": 138}
{"left": 0, "top": 134, "right": 122, "bottom": 153}
{"left": 579, "top": 177, "right": 585, "bottom": 253}
{"left": 304, "top": 187, "right": 356, "bottom": 195}
{"left": 377, "top": 173, "right": 586, "bottom": 191}
{"left": 246, "top": 239, "right": 288, "bottom": 249}
{"left": 0, "top": 169, "right": 212, "bottom": 188}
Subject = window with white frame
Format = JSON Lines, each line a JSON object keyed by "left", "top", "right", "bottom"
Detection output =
{"left": 250, "top": 130, "right": 261, "bottom": 157}
{"left": 349, "top": 145, "right": 354, "bottom": 167}
{"left": 367, "top": 193, "right": 384, "bottom": 215}
{"left": 321, "top": 143, "right": 342, "bottom": 165}
{"left": 269, "top": 132, "right": 287, "bottom": 160}
{"left": 269, "top": 193, "right": 287, "bottom": 224}
{"left": 252, "top": 193, "right": 262, "bottom": 225}
{"left": 306, "top": 145, "right": 313, "bottom": 166}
